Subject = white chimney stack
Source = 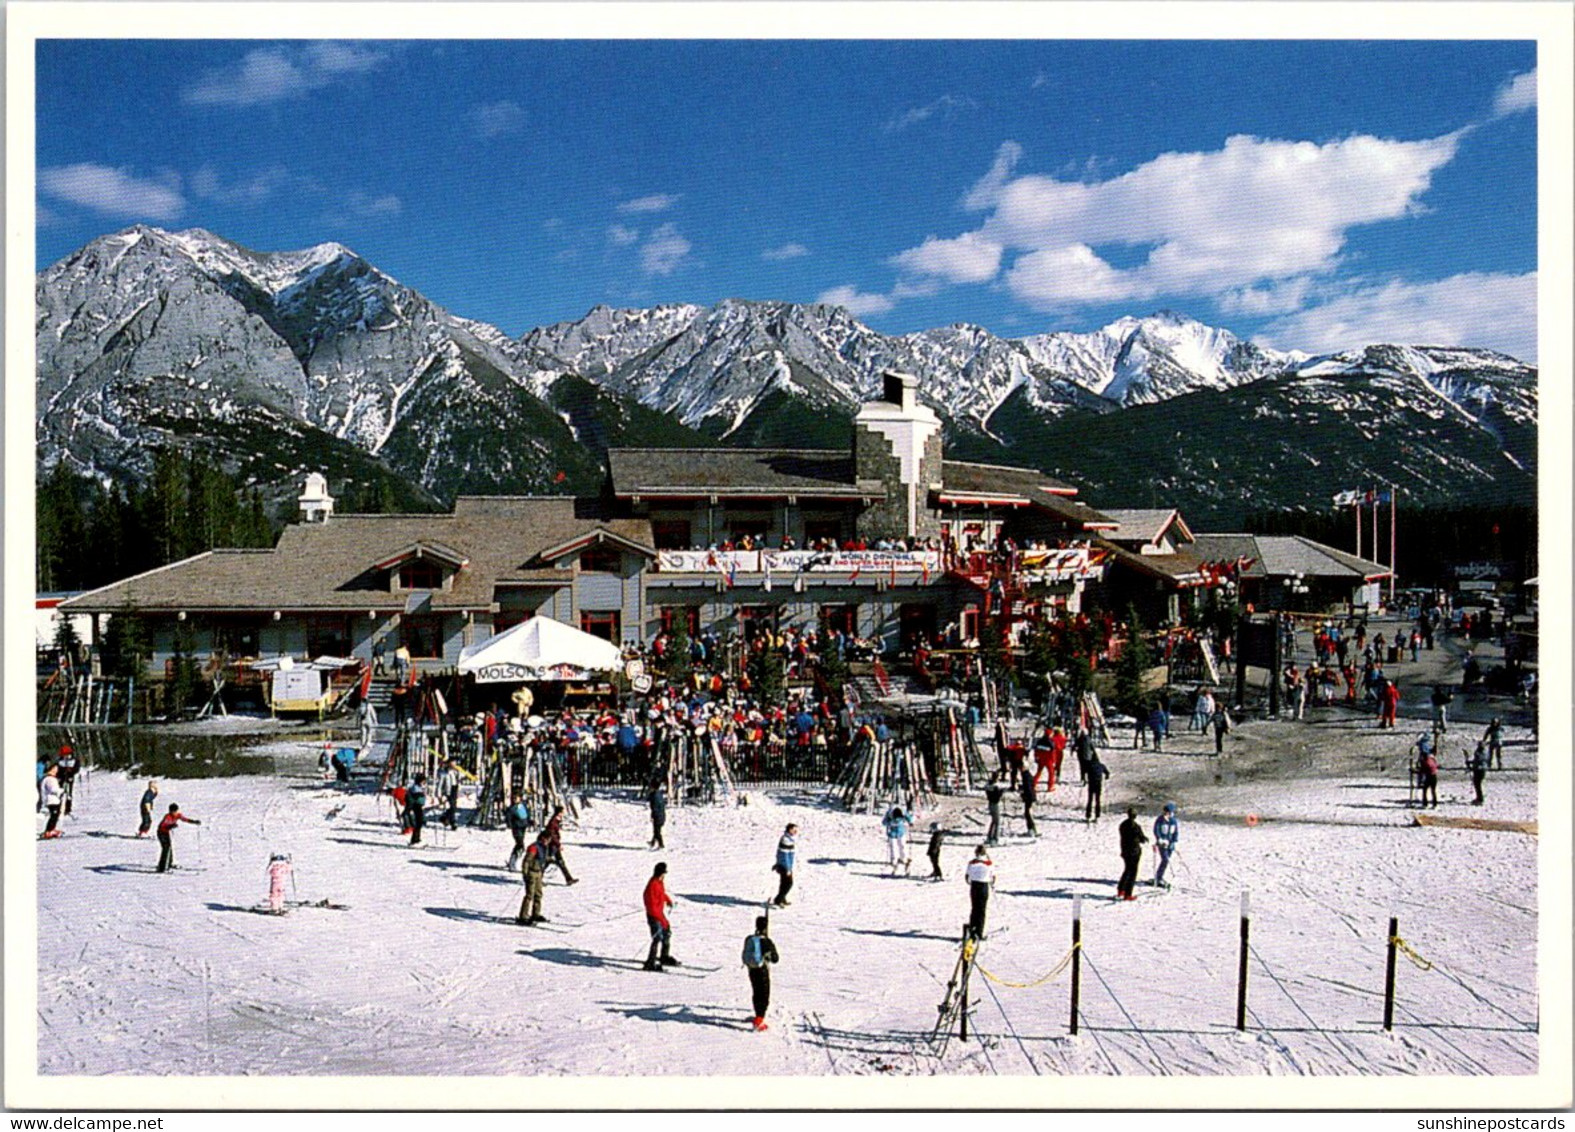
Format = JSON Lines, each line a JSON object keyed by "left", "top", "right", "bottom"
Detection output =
{"left": 299, "top": 472, "right": 335, "bottom": 523}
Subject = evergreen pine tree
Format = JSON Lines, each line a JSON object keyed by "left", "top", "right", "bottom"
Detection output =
{"left": 665, "top": 612, "right": 695, "bottom": 687}
{"left": 167, "top": 620, "right": 200, "bottom": 718}
{"left": 102, "top": 606, "right": 151, "bottom": 681}
{"left": 1112, "top": 604, "right": 1153, "bottom": 719}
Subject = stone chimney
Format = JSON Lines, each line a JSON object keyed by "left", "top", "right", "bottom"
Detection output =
{"left": 298, "top": 472, "right": 335, "bottom": 524}
{"left": 853, "top": 372, "right": 942, "bottom": 541}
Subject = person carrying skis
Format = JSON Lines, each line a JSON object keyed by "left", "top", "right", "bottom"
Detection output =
{"left": 648, "top": 780, "right": 668, "bottom": 850}
{"left": 266, "top": 853, "right": 293, "bottom": 914}
{"left": 642, "top": 861, "right": 678, "bottom": 971}
{"left": 983, "top": 772, "right": 1005, "bottom": 846}
{"left": 1152, "top": 803, "right": 1179, "bottom": 888}
{"left": 155, "top": 803, "right": 201, "bottom": 872}
{"left": 883, "top": 806, "right": 912, "bottom": 875}
{"left": 542, "top": 804, "right": 578, "bottom": 885}
{"left": 137, "top": 780, "right": 160, "bottom": 837}
{"left": 1468, "top": 740, "right": 1490, "bottom": 806}
{"left": 406, "top": 774, "right": 428, "bottom": 846}
{"left": 741, "top": 915, "right": 781, "bottom": 1031}
{"left": 504, "top": 793, "right": 532, "bottom": 871}
{"left": 1084, "top": 753, "right": 1109, "bottom": 823}
{"left": 517, "top": 833, "right": 548, "bottom": 925}
{"left": 39, "top": 767, "right": 65, "bottom": 839}
{"left": 1116, "top": 806, "right": 1147, "bottom": 900}
{"left": 926, "top": 822, "right": 946, "bottom": 881}
{"left": 772, "top": 823, "right": 797, "bottom": 907}
{"left": 965, "top": 845, "right": 995, "bottom": 940}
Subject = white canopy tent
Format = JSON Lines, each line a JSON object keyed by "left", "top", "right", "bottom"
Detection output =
{"left": 457, "top": 616, "right": 623, "bottom": 684}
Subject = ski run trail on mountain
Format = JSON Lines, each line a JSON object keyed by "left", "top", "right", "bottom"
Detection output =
{"left": 36, "top": 712, "right": 1537, "bottom": 1079}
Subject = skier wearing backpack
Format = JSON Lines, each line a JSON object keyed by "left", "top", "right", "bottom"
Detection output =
{"left": 741, "top": 915, "right": 781, "bottom": 1031}
{"left": 772, "top": 823, "right": 797, "bottom": 907}
{"left": 1416, "top": 745, "right": 1440, "bottom": 809}
{"left": 965, "top": 845, "right": 995, "bottom": 940}
{"left": 883, "top": 806, "right": 911, "bottom": 875}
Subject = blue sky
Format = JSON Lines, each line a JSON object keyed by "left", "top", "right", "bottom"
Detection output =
{"left": 36, "top": 39, "right": 1538, "bottom": 357}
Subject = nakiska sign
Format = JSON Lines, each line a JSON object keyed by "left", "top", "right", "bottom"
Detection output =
{"left": 1452, "top": 562, "right": 1510, "bottom": 581}
{"left": 471, "top": 662, "right": 592, "bottom": 684}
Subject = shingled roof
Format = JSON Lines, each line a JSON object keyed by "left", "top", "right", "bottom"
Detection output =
{"left": 62, "top": 498, "right": 653, "bottom": 614}
{"left": 1192, "top": 534, "right": 1390, "bottom": 581}
{"left": 1100, "top": 508, "right": 1194, "bottom": 547}
{"left": 1093, "top": 539, "right": 1210, "bottom": 588}
{"left": 935, "top": 460, "right": 1113, "bottom": 530}
{"left": 608, "top": 448, "right": 884, "bottom": 499}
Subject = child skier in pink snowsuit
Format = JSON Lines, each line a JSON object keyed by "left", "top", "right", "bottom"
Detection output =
{"left": 267, "top": 854, "right": 293, "bottom": 914}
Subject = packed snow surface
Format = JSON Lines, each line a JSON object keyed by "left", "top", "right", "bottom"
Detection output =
{"left": 35, "top": 711, "right": 1538, "bottom": 1079}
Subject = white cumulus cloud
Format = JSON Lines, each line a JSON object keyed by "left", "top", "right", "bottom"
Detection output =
{"left": 1493, "top": 69, "right": 1537, "bottom": 118}
{"left": 890, "top": 231, "right": 1003, "bottom": 285}
{"left": 184, "top": 43, "right": 386, "bottom": 107}
{"left": 619, "top": 193, "right": 680, "bottom": 215}
{"left": 640, "top": 223, "right": 692, "bottom": 276}
{"left": 816, "top": 284, "right": 894, "bottom": 318}
{"left": 885, "top": 94, "right": 976, "bottom": 134}
{"left": 190, "top": 165, "right": 293, "bottom": 205}
{"left": 1256, "top": 272, "right": 1537, "bottom": 362}
{"left": 762, "top": 242, "right": 809, "bottom": 262}
{"left": 606, "top": 224, "right": 640, "bottom": 247}
{"left": 893, "top": 131, "right": 1463, "bottom": 313}
{"left": 38, "top": 163, "right": 184, "bottom": 221}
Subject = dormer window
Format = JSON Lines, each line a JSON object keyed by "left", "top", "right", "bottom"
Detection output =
{"left": 580, "top": 547, "right": 623, "bottom": 574}
{"left": 397, "top": 560, "right": 445, "bottom": 590}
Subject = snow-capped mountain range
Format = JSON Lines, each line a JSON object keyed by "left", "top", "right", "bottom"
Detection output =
{"left": 35, "top": 226, "right": 1537, "bottom": 521}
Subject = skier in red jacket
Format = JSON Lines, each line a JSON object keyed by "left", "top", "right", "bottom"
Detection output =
{"left": 642, "top": 861, "right": 678, "bottom": 971}
{"left": 1379, "top": 680, "right": 1401, "bottom": 729}
{"left": 155, "top": 803, "right": 201, "bottom": 873}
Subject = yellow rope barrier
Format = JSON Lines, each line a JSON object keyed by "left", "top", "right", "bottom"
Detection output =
{"left": 1390, "top": 935, "right": 1434, "bottom": 971}
{"left": 975, "top": 941, "right": 1081, "bottom": 989}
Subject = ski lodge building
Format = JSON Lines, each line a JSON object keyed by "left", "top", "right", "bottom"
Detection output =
{"left": 59, "top": 374, "right": 1389, "bottom": 676}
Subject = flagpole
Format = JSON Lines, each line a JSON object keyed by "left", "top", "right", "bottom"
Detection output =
{"left": 1370, "top": 489, "right": 1378, "bottom": 568}
{"left": 1354, "top": 498, "right": 1361, "bottom": 559}
{"left": 1389, "top": 484, "right": 1397, "bottom": 603}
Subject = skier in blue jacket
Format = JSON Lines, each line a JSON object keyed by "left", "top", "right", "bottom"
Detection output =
{"left": 883, "top": 806, "right": 911, "bottom": 875}
{"left": 1152, "top": 802, "right": 1179, "bottom": 889}
{"left": 772, "top": 823, "right": 797, "bottom": 906}
{"left": 504, "top": 793, "right": 532, "bottom": 871}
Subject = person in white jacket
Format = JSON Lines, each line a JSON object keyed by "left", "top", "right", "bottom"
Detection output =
{"left": 39, "top": 769, "right": 64, "bottom": 839}
{"left": 965, "top": 846, "right": 995, "bottom": 940}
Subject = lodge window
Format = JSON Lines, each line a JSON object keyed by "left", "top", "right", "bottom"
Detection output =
{"left": 580, "top": 610, "right": 621, "bottom": 642}
{"left": 208, "top": 619, "right": 263, "bottom": 658}
{"left": 821, "top": 604, "right": 859, "bottom": 635}
{"left": 900, "top": 603, "right": 938, "bottom": 652}
{"left": 580, "top": 547, "right": 623, "bottom": 574}
{"left": 652, "top": 520, "right": 692, "bottom": 550}
{"left": 402, "top": 615, "right": 444, "bottom": 659}
{"left": 494, "top": 609, "right": 535, "bottom": 633}
{"left": 396, "top": 560, "right": 445, "bottom": 591}
{"left": 305, "top": 616, "right": 352, "bottom": 659}
{"left": 736, "top": 605, "right": 775, "bottom": 643}
{"left": 658, "top": 606, "right": 700, "bottom": 637}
